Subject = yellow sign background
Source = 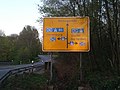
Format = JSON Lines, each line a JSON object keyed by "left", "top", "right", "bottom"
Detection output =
{"left": 43, "top": 17, "right": 90, "bottom": 52}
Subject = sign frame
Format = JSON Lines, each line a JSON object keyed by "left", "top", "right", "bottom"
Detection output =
{"left": 42, "top": 17, "right": 90, "bottom": 52}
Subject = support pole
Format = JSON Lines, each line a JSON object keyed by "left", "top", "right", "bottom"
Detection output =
{"left": 78, "top": 53, "right": 83, "bottom": 90}
{"left": 50, "top": 53, "right": 53, "bottom": 81}
{"left": 80, "top": 53, "right": 82, "bottom": 82}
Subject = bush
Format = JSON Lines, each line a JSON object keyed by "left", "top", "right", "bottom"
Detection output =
{"left": 86, "top": 73, "right": 120, "bottom": 90}
{"left": 1, "top": 73, "right": 47, "bottom": 90}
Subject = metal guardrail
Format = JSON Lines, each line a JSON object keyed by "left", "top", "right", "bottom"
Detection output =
{"left": 0, "top": 64, "right": 44, "bottom": 86}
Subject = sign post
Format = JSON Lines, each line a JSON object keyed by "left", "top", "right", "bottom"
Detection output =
{"left": 50, "top": 53, "right": 53, "bottom": 81}
{"left": 80, "top": 53, "right": 82, "bottom": 81}
{"left": 42, "top": 17, "right": 90, "bottom": 87}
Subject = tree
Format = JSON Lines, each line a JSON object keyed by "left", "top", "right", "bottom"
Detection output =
{"left": 0, "top": 30, "right": 5, "bottom": 36}
{"left": 15, "top": 25, "right": 42, "bottom": 63}
{"left": 0, "top": 25, "right": 42, "bottom": 64}
{"left": 6, "top": 34, "right": 19, "bottom": 62}
{"left": 0, "top": 36, "right": 11, "bottom": 61}
{"left": 38, "top": 1, "right": 120, "bottom": 88}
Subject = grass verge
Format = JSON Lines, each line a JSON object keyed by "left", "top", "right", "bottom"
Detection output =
{"left": 1, "top": 73, "right": 48, "bottom": 90}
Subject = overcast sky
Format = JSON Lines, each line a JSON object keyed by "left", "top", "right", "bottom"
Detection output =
{"left": 0, "top": 0, "right": 42, "bottom": 36}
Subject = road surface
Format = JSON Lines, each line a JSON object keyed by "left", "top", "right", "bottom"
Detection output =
{"left": 38, "top": 55, "right": 52, "bottom": 62}
{"left": 0, "top": 55, "right": 51, "bottom": 81}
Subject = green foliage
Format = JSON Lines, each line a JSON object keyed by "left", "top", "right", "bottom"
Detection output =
{"left": 0, "top": 25, "right": 42, "bottom": 64}
{"left": 0, "top": 36, "right": 12, "bottom": 61}
{"left": 86, "top": 73, "right": 120, "bottom": 90}
{"left": 14, "top": 25, "right": 42, "bottom": 64}
{"left": 38, "top": 0, "right": 120, "bottom": 72}
{"left": 0, "top": 30, "right": 5, "bottom": 36}
{"left": 38, "top": 0, "right": 120, "bottom": 89}
{"left": 15, "top": 47, "right": 31, "bottom": 64}
{"left": 38, "top": 0, "right": 77, "bottom": 17}
{"left": 2, "top": 73, "right": 47, "bottom": 90}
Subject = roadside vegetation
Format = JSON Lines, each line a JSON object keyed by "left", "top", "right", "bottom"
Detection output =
{"left": 38, "top": 0, "right": 120, "bottom": 89}
{"left": 1, "top": 73, "right": 48, "bottom": 90}
{"left": 0, "top": 25, "right": 42, "bottom": 64}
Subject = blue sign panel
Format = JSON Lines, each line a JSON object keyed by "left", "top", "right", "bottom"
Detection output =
{"left": 79, "top": 42, "right": 85, "bottom": 46}
{"left": 70, "top": 41, "right": 74, "bottom": 45}
{"left": 46, "top": 28, "right": 64, "bottom": 32}
{"left": 71, "top": 28, "right": 84, "bottom": 33}
{"left": 50, "top": 37, "right": 56, "bottom": 42}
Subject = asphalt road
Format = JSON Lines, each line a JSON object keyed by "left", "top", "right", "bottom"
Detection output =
{"left": 38, "top": 55, "right": 52, "bottom": 62}
{"left": 0, "top": 55, "right": 51, "bottom": 80}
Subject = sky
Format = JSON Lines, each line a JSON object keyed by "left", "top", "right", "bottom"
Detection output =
{"left": 0, "top": 0, "right": 42, "bottom": 36}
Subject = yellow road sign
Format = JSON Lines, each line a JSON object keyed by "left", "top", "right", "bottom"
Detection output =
{"left": 43, "top": 17, "right": 90, "bottom": 52}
